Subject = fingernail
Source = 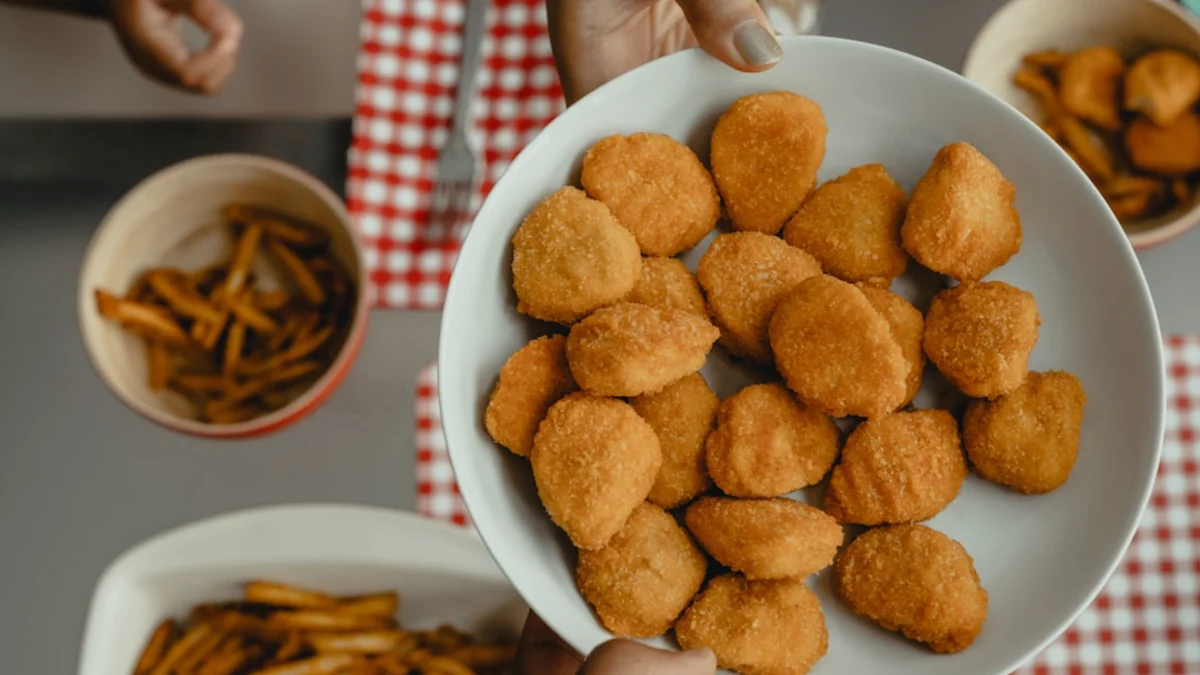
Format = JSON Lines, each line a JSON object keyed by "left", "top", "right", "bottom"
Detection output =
{"left": 734, "top": 20, "right": 783, "bottom": 67}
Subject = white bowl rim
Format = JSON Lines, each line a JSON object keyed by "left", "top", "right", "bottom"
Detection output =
{"left": 75, "top": 153, "right": 371, "bottom": 438}
{"left": 439, "top": 34, "right": 1165, "bottom": 672}
{"left": 961, "top": 0, "right": 1200, "bottom": 249}
{"left": 76, "top": 503, "right": 498, "bottom": 675}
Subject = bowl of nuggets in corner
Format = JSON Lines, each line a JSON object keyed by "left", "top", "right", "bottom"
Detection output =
{"left": 439, "top": 37, "right": 1164, "bottom": 675}
{"left": 964, "top": 0, "right": 1200, "bottom": 248}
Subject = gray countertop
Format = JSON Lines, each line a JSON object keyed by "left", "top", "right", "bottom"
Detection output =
{"left": 2, "top": 2, "right": 1198, "bottom": 673}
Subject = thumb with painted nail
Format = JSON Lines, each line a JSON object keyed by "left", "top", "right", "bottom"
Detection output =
{"left": 676, "top": 0, "right": 783, "bottom": 70}
{"left": 580, "top": 639, "right": 718, "bottom": 675}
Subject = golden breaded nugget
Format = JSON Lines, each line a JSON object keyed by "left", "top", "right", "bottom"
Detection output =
{"left": 511, "top": 186, "right": 641, "bottom": 324}
{"left": 676, "top": 575, "right": 828, "bottom": 675}
{"left": 685, "top": 497, "right": 843, "bottom": 580}
{"left": 768, "top": 275, "right": 908, "bottom": 418}
{"left": 624, "top": 257, "right": 706, "bottom": 317}
{"left": 834, "top": 524, "right": 988, "bottom": 654}
{"left": 900, "top": 142, "right": 1023, "bottom": 281}
{"left": 697, "top": 232, "right": 822, "bottom": 363}
{"left": 581, "top": 133, "right": 720, "bottom": 256}
{"left": 484, "top": 335, "right": 577, "bottom": 457}
{"left": 782, "top": 164, "right": 908, "bottom": 286}
{"left": 824, "top": 410, "right": 966, "bottom": 525}
{"left": 1125, "top": 112, "right": 1200, "bottom": 176}
{"left": 566, "top": 303, "right": 719, "bottom": 397}
{"left": 705, "top": 383, "right": 839, "bottom": 498}
{"left": 711, "top": 92, "right": 827, "bottom": 234}
{"left": 577, "top": 503, "right": 707, "bottom": 637}
{"left": 630, "top": 373, "right": 720, "bottom": 509}
{"left": 924, "top": 281, "right": 1040, "bottom": 399}
{"left": 1124, "top": 49, "right": 1200, "bottom": 126}
{"left": 964, "top": 371, "right": 1088, "bottom": 494}
{"left": 858, "top": 286, "right": 925, "bottom": 408}
{"left": 1059, "top": 47, "right": 1125, "bottom": 131}
{"left": 530, "top": 393, "right": 662, "bottom": 549}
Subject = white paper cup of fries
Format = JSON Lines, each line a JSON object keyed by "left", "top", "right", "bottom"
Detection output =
{"left": 77, "top": 154, "right": 369, "bottom": 438}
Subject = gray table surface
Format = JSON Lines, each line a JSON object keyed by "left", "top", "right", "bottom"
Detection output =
{"left": 3, "top": 2, "right": 1198, "bottom": 672}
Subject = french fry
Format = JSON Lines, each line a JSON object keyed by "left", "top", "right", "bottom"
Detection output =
{"left": 173, "top": 630, "right": 229, "bottom": 674}
{"left": 147, "top": 340, "right": 171, "bottom": 390}
{"left": 420, "top": 656, "right": 475, "bottom": 675}
{"left": 225, "top": 203, "right": 331, "bottom": 249}
{"left": 1059, "top": 114, "right": 1115, "bottom": 181}
{"left": 133, "top": 619, "right": 177, "bottom": 675}
{"left": 96, "top": 290, "right": 190, "bottom": 346}
{"left": 1103, "top": 175, "right": 1165, "bottom": 199}
{"left": 268, "top": 239, "right": 326, "bottom": 306}
{"left": 336, "top": 592, "right": 400, "bottom": 618}
{"left": 174, "top": 373, "right": 229, "bottom": 393}
{"left": 225, "top": 222, "right": 264, "bottom": 298}
{"left": 308, "top": 631, "right": 408, "bottom": 654}
{"left": 224, "top": 321, "right": 247, "bottom": 378}
{"left": 205, "top": 402, "right": 261, "bottom": 425}
{"left": 149, "top": 622, "right": 213, "bottom": 675}
{"left": 261, "top": 360, "right": 323, "bottom": 386}
{"left": 231, "top": 293, "right": 280, "bottom": 334}
{"left": 372, "top": 654, "right": 413, "bottom": 675}
{"left": 244, "top": 580, "right": 336, "bottom": 609}
{"left": 1173, "top": 177, "right": 1192, "bottom": 205}
{"left": 1022, "top": 49, "right": 1070, "bottom": 70}
{"left": 257, "top": 290, "right": 291, "bottom": 311}
{"left": 147, "top": 270, "right": 224, "bottom": 323}
{"left": 198, "top": 643, "right": 260, "bottom": 675}
{"left": 1109, "top": 191, "right": 1156, "bottom": 220}
{"left": 246, "top": 654, "right": 360, "bottom": 675}
{"left": 265, "top": 610, "right": 391, "bottom": 632}
{"left": 273, "top": 633, "right": 307, "bottom": 663}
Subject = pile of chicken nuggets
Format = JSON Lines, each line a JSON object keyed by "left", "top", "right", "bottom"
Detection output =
{"left": 484, "top": 90, "right": 1089, "bottom": 674}
{"left": 1014, "top": 46, "right": 1200, "bottom": 222}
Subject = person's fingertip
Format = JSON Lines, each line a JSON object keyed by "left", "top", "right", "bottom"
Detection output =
{"left": 679, "top": 646, "right": 718, "bottom": 669}
{"left": 732, "top": 19, "right": 782, "bottom": 67}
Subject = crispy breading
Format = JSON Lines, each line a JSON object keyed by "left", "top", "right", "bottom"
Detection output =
{"left": 624, "top": 257, "right": 707, "bottom": 317}
{"left": 581, "top": 132, "right": 720, "bottom": 256}
{"left": 484, "top": 335, "right": 577, "bottom": 457}
{"left": 1059, "top": 47, "right": 1125, "bottom": 131}
{"left": 1124, "top": 49, "right": 1200, "bottom": 126}
{"left": 629, "top": 373, "right": 720, "bottom": 509}
{"left": 858, "top": 285, "right": 925, "bottom": 408}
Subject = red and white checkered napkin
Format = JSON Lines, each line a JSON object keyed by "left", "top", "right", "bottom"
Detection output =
{"left": 413, "top": 336, "right": 1200, "bottom": 673}
{"left": 347, "top": 0, "right": 564, "bottom": 310}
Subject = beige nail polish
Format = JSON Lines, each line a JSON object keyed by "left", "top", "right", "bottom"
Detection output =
{"left": 734, "top": 20, "right": 784, "bottom": 66}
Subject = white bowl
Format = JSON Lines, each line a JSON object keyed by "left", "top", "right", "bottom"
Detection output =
{"left": 77, "top": 154, "right": 371, "bottom": 439}
{"left": 962, "top": 0, "right": 1200, "bottom": 249}
{"left": 439, "top": 36, "right": 1165, "bottom": 675}
{"left": 76, "top": 504, "right": 526, "bottom": 675}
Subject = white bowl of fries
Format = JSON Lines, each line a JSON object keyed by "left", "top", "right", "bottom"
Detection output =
{"left": 77, "top": 504, "right": 525, "bottom": 675}
{"left": 78, "top": 154, "right": 369, "bottom": 437}
{"left": 963, "top": 0, "right": 1200, "bottom": 248}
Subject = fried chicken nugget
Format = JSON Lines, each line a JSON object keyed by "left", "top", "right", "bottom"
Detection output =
{"left": 900, "top": 142, "right": 1023, "bottom": 281}
{"left": 484, "top": 335, "right": 577, "bottom": 457}
{"left": 511, "top": 186, "right": 641, "bottom": 324}
{"left": 581, "top": 133, "right": 720, "bottom": 256}
{"left": 768, "top": 276, "right": 908, "bottom": 418}
{"left": 858, "top": 286, "right": 925, "bottom": 408}
{"left": 924, "top": 281, "right": 1040, "bottom": 399}
{"left": 566, "top": 302, "right": 719, "bottom": 397}
{"left": 1059, "top": 47, "right": 1125, "bottom": 131}
{"left": 782, "top": 164, "right": 908, "bottom": 286}
{"left": 624, "top": 257, "right": 706, "bottom": 317}
{"left": 964, "top": 371, "right": 1088, "bottom": 494}
{"left": 705, "top": 383, "right": 839, "bottom": 498}
{"left": 676, "top": 575, "right": 828, "bottom": 675}
{"left": 824, "top": 410, "right": 966, "bottom": 525}
{"left": 711, "top": 92, "right": 827, "bottom": 235}
{"left": 685, "top": 497, "right": 843, "bottom": 580}
{"left": 531, "top": 394, "right": 662, "bottom": 549}
{"left": 577, "top": 502, "right": 707, "bottom": 637}
{"left": 696, "top": 232, "right": 822, "bottom": 363}
{"left": 1125, "top": 112, "right": 1200, "bottom": 175}
{"left": 1124, "top": 49, "right": 1200, "bottom": 127}
{"left": 630, "top": 373, "right": 720, "bottom": 509}
{"left": 834, "top": 524, "right": 987, "bottom": 654}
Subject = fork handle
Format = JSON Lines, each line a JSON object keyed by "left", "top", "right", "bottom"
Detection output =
{"left": 452, "top": 0, "right": 489, "bottom": 136}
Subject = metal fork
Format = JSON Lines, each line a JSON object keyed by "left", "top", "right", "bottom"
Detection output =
{"left": 429, "top": 0, "right": 489, "bottom": 241}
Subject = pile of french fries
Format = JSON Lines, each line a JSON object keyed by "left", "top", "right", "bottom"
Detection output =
{"left": 95, "top": 204, "right": 355, "bottom": 424}
{"left": 132, "top": 580, "right": 517, "bottom": 675}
